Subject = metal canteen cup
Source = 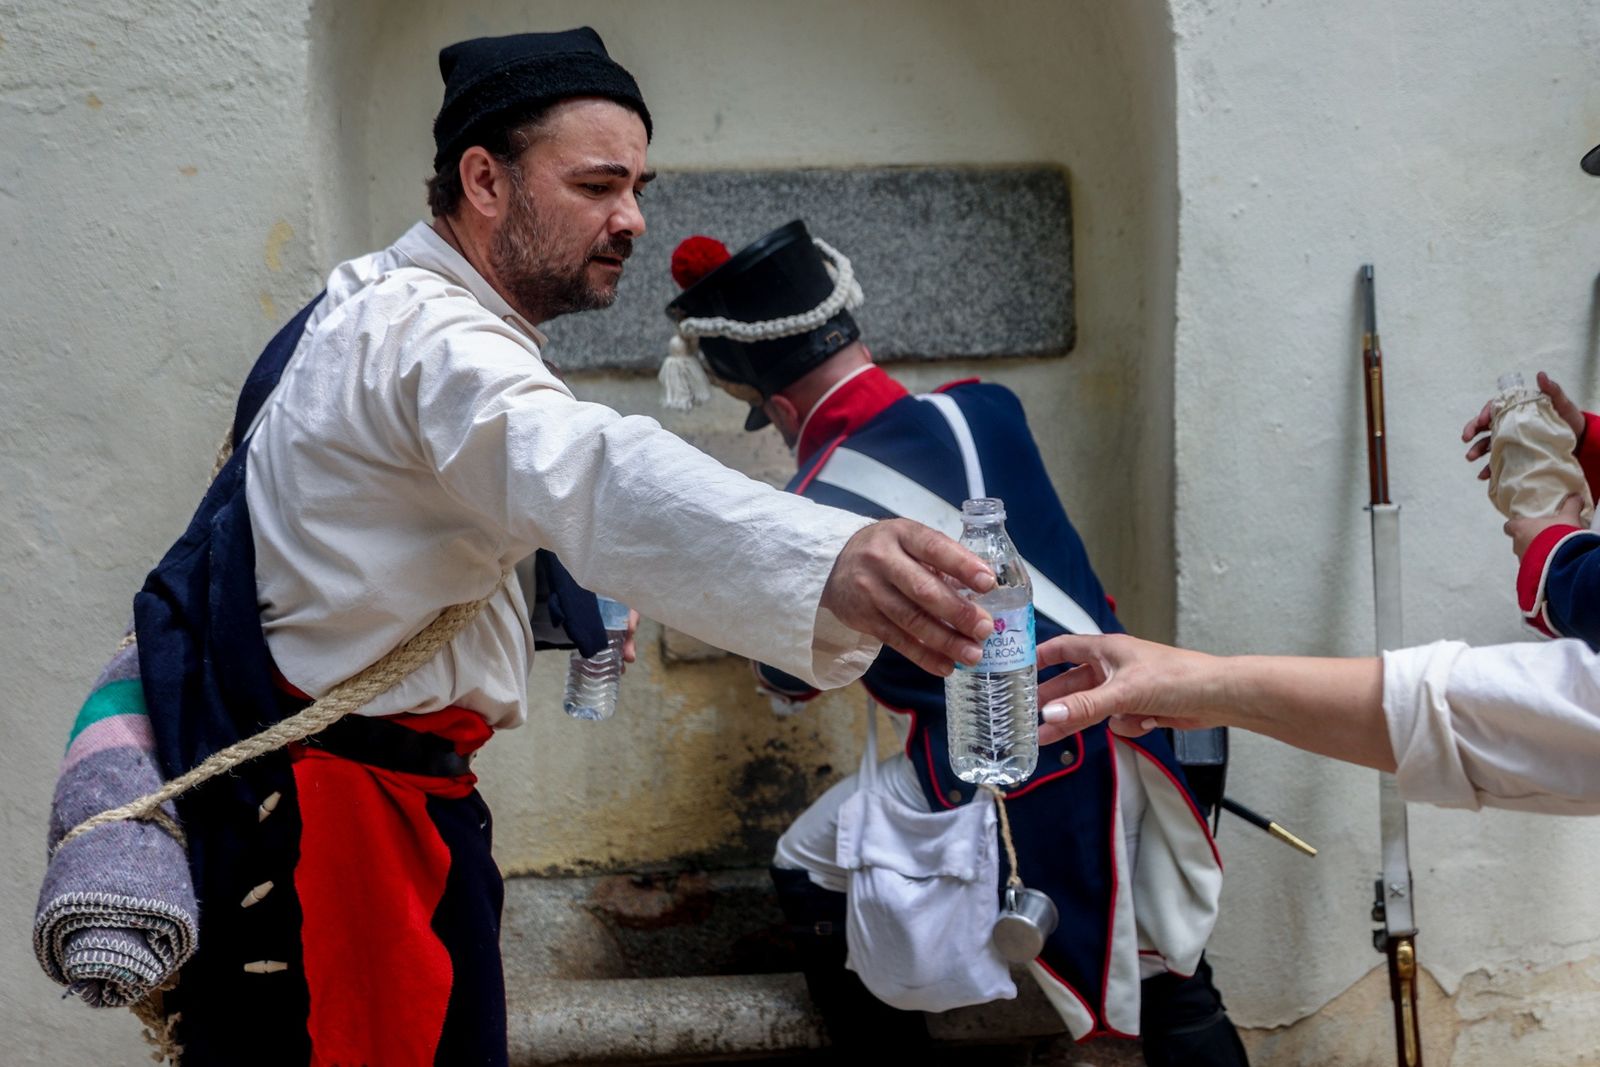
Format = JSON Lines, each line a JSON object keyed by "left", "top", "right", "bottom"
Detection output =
{"left": 992, "top": 884, "right": 1058, "bottom": 963}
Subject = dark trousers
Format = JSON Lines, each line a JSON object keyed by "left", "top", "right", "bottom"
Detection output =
{"left": 170, "top": 738, "right": 506, "bottom": 1066}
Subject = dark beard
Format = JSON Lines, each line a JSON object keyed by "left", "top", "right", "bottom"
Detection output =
{"left": 490, "top": 181, "right": 631, "bottom": 322}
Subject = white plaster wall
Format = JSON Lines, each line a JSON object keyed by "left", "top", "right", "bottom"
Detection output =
{"left": 1169, "top": 0, "right": 1600, "bottom": 1052}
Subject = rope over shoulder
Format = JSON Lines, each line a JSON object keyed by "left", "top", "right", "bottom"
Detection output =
{"left": 56, "top": 587, "right": 499, "bottom": 855}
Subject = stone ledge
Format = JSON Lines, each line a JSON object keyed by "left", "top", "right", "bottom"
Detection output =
{"left": 506, "top": 972, "right": 1147, "bottom": 1066}
{"left": 507, "top": 973, "right": 825, "bottom": 1066}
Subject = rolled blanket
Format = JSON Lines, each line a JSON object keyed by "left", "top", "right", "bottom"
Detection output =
{"left": 33, "top": 639, "right": 197, "bottom": 1008}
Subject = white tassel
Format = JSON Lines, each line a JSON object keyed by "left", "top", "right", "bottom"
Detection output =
{"left": 658, "top": 333, "right": 712, "bottom": 412}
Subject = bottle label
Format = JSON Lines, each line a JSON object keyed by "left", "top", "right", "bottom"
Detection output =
{"left": 961, "top": 604, "right": 1036, "bottom": 672}
{"left": 596, "top": 596, "right": 631, "bottom": 631}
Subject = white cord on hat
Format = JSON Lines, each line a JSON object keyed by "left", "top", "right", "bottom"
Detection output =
{"left": 658, "top": 239, "right": 865, "bottom": 412}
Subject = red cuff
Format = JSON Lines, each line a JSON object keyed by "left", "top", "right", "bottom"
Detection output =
{"left": 1577, "top": 412, "right": 1600, "bottom": 498}
{"left": 1516, "top": 524, "right": 1587, "bottom": 637}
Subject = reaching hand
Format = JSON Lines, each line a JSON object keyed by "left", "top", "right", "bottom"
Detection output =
{"left": 622, "top": 608, "right": 640, "bottom": 666}
{"left": 820, "top": 519, "right": 996, "bottom": 677}
{"left": 1505, "top": 494, "right": 1586, "bottom": 560}
{"left": 1463, "top": 371, "right": 1586, "bottom": 481}
{"left": 1035, "top": 633, "right": 1218, "bottom": 744}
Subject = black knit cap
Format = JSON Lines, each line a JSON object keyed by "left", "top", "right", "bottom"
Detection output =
{"left": 667, "top": 220, "right": 860, "bottom": 432}
{"left": 432, "top": 27, "right": 652, "bottom": 173}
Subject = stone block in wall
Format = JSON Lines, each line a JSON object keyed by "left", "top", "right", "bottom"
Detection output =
{"left": 539, "top": 166, "right": 1075, "bottom": 372}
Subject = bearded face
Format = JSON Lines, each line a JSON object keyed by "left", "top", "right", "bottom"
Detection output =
{"left": 490, "top": 164, "right": 634, "bottom": 322}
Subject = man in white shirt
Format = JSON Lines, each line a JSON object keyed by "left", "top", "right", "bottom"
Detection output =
{"left": 144, "top": 28, "right": 996, "bottom": 1067}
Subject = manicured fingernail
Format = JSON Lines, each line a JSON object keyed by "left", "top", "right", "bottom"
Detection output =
{"left": 1042, "top": 703, "right": 1068, "bottom": 722}
{"left": 1140, "top": 718, "right": 1157, "bottom": 731}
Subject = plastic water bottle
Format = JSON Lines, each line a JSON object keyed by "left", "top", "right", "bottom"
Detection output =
{"left": 945, "top": 498, "right": 1038, "bottom": 785}
{"left": 562, "top": 596, "right": 630, "bottom": 721}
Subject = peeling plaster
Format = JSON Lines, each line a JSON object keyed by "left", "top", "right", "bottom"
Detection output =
{"left": 1243, "top": 955, "right": 1600, "bottom": 1066}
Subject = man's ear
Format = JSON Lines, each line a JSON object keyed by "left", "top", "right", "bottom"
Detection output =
{"left": 767, "top": 394, "right": 801, "bottom": 437}
{"left": 458, "top": 146, "right": 512, "bottom": 221}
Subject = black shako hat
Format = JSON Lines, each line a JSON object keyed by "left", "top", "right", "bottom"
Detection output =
{"left": 1584, "top": 143, "right": 1600, "bottom": 177}
{"left": 665, "top": 221, "right": 861, "bottom": 431}
{"left": 432, "top": 28, "right": 652, "bottom": 174}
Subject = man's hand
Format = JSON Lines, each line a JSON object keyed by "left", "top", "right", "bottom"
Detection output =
{"left": 1036, "top": 633, "right": 1218, "bottom": 744}
{"left": 621, "top": 608, "right": 640, "bottom": 666}
{"left": 1463, "top": 370, "right": 1586, "bottom": 481}
{"left": 1505, "top": 494, "right": 1585, "bottom": 560}
{"left": 821, "top": 519, "right": 996, "bottom": 676}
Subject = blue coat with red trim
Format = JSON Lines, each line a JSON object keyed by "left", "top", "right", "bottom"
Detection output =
{"left": 761, "top": 377, "right": 1207, "bottom": 1033}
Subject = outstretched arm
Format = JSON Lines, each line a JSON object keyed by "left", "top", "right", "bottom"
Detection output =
{"left": 1034, "top": 634, "right": 1392, "bottom": 771}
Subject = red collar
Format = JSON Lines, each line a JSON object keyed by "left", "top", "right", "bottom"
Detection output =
{"left": 797, "top": 365, "right": 909, "bottom": 466}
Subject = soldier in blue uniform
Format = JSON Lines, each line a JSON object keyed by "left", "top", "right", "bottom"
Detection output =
{"left": 663, "top": 221, "right": 1249, "bottom": 1064}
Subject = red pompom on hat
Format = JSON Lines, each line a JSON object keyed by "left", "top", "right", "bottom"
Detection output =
{"left": 671, "top": 236, "right": 731, "bottom": 290}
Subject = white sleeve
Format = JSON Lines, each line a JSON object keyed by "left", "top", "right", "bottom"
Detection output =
{"left": 400, "top": 313, "right": 878, "bottom": 689}
{"left": 1383, "top": 639, "right": 1600, "bottom": 813}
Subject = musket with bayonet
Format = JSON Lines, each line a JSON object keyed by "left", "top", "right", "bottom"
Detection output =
{"left": 1362, "top": 264, "right": 1423, "bottom": 1067}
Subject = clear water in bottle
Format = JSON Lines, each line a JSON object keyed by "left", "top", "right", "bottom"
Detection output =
{"left": 563, "top": 596, "right": 630, "bottom": 721}
{"left": 945, "top": 498, "right": 1038, "bottom": 786}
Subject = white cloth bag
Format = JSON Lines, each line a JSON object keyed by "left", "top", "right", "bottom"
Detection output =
{"left": 835, "top": 699, "right": 1016, "bottom": 1012}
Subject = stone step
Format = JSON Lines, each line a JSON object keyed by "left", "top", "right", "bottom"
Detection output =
{"left": 499, "top": 870, "right": 1145, "bottom": 1066}
{"left": 507, "top": 973, "right": 823, "bottom": 1065}
{"left": 506, "top": 973, "right": 1146, "bottom": 1067}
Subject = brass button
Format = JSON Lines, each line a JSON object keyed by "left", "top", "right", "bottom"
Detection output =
{"left": 946, "top": 788, "right": 963, "bottom": 805}
{"left": 1060, "top": 750, "right": 1074, "bottom": 766}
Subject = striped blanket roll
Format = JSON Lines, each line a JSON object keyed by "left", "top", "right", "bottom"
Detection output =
{"left": 33, "top": 637, "right": 197, "bottom": 1008}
